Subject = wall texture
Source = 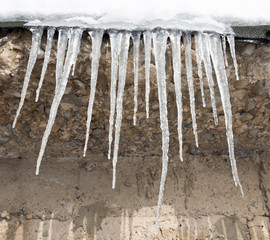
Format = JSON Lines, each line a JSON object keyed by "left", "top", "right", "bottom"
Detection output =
{"left": 0, "top": 29, "right": 270, "bottom": 239}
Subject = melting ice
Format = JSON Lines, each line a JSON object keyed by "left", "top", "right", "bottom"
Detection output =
{"left": 13, "top": 24, "right": 244, "bottom": 230}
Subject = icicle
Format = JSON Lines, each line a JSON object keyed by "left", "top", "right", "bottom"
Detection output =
{"left": 83, "top": 29, "right": 104, "bottom": 157}
{"left": 112, "top": 32, "right": 131, "bottom": 189}
{"left": 55, "top": 28, "right": 70, "bottom": 92}
{"left": 222, "top": 35, "right": 228, "bottom": 67}
{"left": 152, "top": 29, "right": 169, "bottom": 234}
{"left": 36, "top": 28, "right": 83, "bottom": 175}
{"left": 35, "top": 27, "right": 55, "bottom": 102}
{"left": 227, "top": 35, "right": 239, "bottom": 80}
{"left": 143, "top": 31, "right": 152, "bottom": 119}
{"left": 132, "top": 32, "right": 140, "bottom": 126}
{"left": 12, "top": 27, "right": 43, "bottom": 128}
{"left": 71, "top": 28, "right": 83, "bottom": 76}
{"left": 194, "top": 33, "right": 206, "bottom": 107}
{"left": 108, "top": 31, "right": 123, "bottom": 160}
{"left": 170, "top": 30, "right": 183, "bottom": 162}
{"left": 183, "top": 33, "right": 198, "bottom": 147}
{"left": 208, "top": 34, "right": 243, "bottom": 197}
{"left": 201, "top": 33, "right": 218, "bottom": 125}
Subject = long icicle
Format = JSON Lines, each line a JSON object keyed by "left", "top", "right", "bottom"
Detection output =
{"left": 227, "top": 35, "right": 239, "bottom": 80}
{"left": 112, "top": 32, "right": 131, "bottom": 189}
{"left": 36, "top": 28, "right": 83, "bottom": 175}
{"left": 153, "top": 29, "right": 169, "bottom": 234}
{"left": 201, "top": 33, "right": 218, "bottom": 125}
{"left": 13, "top": 27, "right": 43, "bottom": 128}
{"left": 132, "top": 32, "right": 140, "bottom": 126}
{"left": 143, "top": 31, "right": 152, "bottom": 119}
{"left": 208, "top": 34, "right": 243, "bottom": 197}
{"left": 35, "top": 27, "right": 55, "bottom": 102}
{"left": 170, "top": 30, "right": 183, "bottom": 162}
{"left": 194, "top": 33, "right": 206, "bottom": 107}
{"left": 183, "top": 33, "right": 198, "bottom": 147}
{"left": 108, "top": 31, "right": 122, "bottom": 160}
{"left": 83, "top": 29, "right": 104, "bottom": 157}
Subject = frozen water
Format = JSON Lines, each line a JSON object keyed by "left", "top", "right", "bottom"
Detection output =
{"left": 35, "top": 27, "right": 55, "bottom": 102}
{"left": 112, "top": 32, "right": 131, "bottom": 189}
{"left": 13, "top": 27, "right": 43, "bottom": 128}
{"left": 227, "top": 35, "right": 239, "bottom": 80}
{"left": 143, "top": 31, "right": 152, "bottom": 118}
{"left": 152, "top": 28, "right": 169, "bottom": 234}
{"left": 36, "top": 28, "right": 83, "bottom": 175}
{"left": 222, "top": 35, "right": 228, "bottom": 67}
{"left": 83, "top": 29, "right": 104, "bottom": 157}
{"left": 183, "top": 33, "right": 199, "bottom": 147}
{"left": 132, "top": 32, "right": 141, "bottom": 125}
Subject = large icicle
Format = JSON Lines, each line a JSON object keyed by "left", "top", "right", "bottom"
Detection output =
{"left": 35, "top": 27, "right": 55, "bottom": 102}
{"left": 108, "top": 31, "right": 122, "bottom": 160}
{"left": 143, "top": 31, "right": 152, "bottom": 119}
{"left": 13, "top": 27, "right": 43, "bottom": 128}
{"left": 83, "top": 29, "right": 104, "bottom": 157}
{"left": 200, "top": 33, "right": 218, "bottom": 125}
{"left": 36, "top": 28, "right": 83, "bottom": 175}
{"left": 153, "top": 29, "right": 169, "bottom": 234}
{"left": 183, "top": 33, "right": 198, "bottom": 147}
{"left": 208, "top": 34, "right": 243, "bottom": 196}
{"left": 194, "top": 33, "right": 206, "bottom": 107}
{"left": 170, "top": 30, "right": 183, "bottom": 162}
{"left": 227, "top": 35, "right": 239, "bottom": 80}
{"left": 112, "top": 32, "right": 131, "bottom": 189}
{"left": 55, "top": 28, "right": 70, "bottom": 92}
{"left": 132, "top": 32, "right": 140, "bottom": 126}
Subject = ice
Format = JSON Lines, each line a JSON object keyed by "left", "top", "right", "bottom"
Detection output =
{"left": 152, "top": 29, "right": 169, "bottom": 234}
{"left": 222, "top": 35, "right": 228, "bottom": 67}
{"left": 112, "top": 32, "right": 131, "bottom": 189}
{"left": 108, "top": 31, "right": 122, "bottom": 160}
{"left": 200, "top": 33, "right": 218, "bottom": 125}
{"left": 35, "top": 27, "right": 55, "bottom": 102}
{"left": 83, "top": 29, "right": 104, "bottom": 157}
{"left": 36, "top": 28, "right": 83, "bottom": 175}
{"left": 208, "top": 34, "right": 243, "bottom": 196}
{"left": 183, "top": 33, "right": 198, "bottom": 147}
{"left": 194, "top": 33, "right": 206, "bottom": 107}
{"left": 12, "top": 27, "right": 43, "bottom": 128}
{"left": 143, "top": 31, "right": 152, "bottom": 119}
{"left": 132, "top": 32, "right": 141, "bottom": 126}
{"left": 227, "top": 35, "right": 239, "bottom": 80}
{"left": 169, "top": 30, "right": 183, "bottom": 162}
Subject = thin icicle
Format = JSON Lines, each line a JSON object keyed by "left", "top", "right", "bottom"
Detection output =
{"left": 194, "top": 33, "right": 206, "bottom": 107}
{"left": 201, "top": 33, "right": 218, "bottom": 125}
{"left": 36, "top": 28, "right": 83, "bottom": 175}
{"left": 35, "top": 27, "right": 55, "bottom": 102}
{"left": 108, "top": 31, "right": 123, "bottom": 160}
{"left": 112, "top": 32, "right": 130, "bottom": 189}
{"left": 13, "top": 27, "right": 43, "bottom": 128}
{"left": 143, "top": 31, "right": 152, "bottom": 118}
{"left": 153, "top": 29, "right": 169, "bottom": 234}
{"left": 208, "top": 34, "right": 243, "bottom": 197}
{"left": 222, "top": 35, "right": 228, "bottom": 67}
{"left": 132, "top": 32, "right": 140, "bottom": 126}
{"left": 55, "top": 28, "right": 70, "bottom": 91}
{"left": 170, "top": 30, "right": 183, "bottom": 162}
{"left": 183, "top": 33, "right": 198, "bottom": 147}
{"left": 83, "top": 29, "right": 104, "bottom": 157}
{"left": 227, "top": 35, "right": 239, "bottom": 80}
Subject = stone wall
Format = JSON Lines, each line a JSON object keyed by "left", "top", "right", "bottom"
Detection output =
{"left": 0, "top": 29, "right": 270, "bottom": 239}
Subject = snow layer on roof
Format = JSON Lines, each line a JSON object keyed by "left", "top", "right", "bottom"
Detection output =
{"left": 0, "top": 0, "right": 270, "bottom": 27}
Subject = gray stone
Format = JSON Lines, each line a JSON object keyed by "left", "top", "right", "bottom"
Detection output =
{"left": 242, "top": 44, "right": 256, "bottom": 56}
{"left": 0, "top": 137, "right": 9, "bottom": 145}
{"left": 245, "top": 98, "right": 256, "bottom": 111}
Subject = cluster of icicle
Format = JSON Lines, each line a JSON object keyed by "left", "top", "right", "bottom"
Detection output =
{"left": 12, "top": 26, "right": 243, "bottom": 233}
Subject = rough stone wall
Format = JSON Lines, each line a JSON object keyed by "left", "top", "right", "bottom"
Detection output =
{"left": 0, "top": 29, "right": 269, "bottom": 239}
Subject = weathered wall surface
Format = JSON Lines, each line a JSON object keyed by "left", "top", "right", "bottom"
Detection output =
{"left": 0, "top": 29, "right": 270, "bottom": 239}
